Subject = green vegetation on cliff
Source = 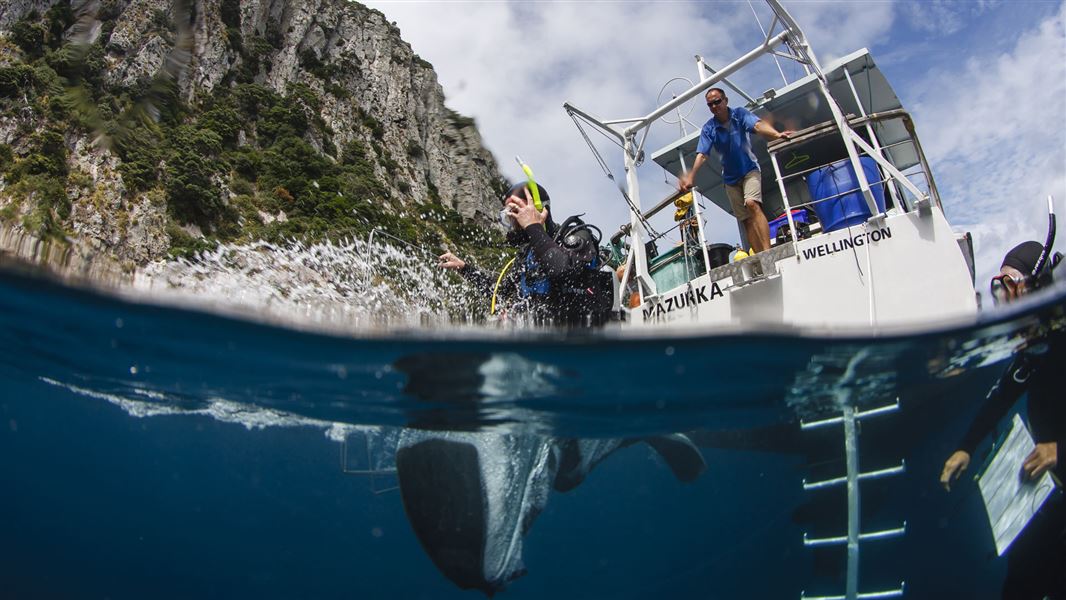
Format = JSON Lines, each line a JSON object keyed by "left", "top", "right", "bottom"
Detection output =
{"left": 0, "top": 7, "right": 506, "bottom": 266}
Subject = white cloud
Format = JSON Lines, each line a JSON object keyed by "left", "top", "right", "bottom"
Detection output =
{"left": 902, "top": 0, "right": 1002, "bottom": 35}
{"left": 787, "top": 1, "right": 898, "bottom": 62}
{"left": 910, "top": 1, "right": 1066, "bottom": 285}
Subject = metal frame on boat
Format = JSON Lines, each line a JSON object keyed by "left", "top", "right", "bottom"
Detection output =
{"left": 565, "top": 0, "right": 977, "bottom": 331}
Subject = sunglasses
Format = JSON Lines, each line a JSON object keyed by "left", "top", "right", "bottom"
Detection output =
{"left": 706, "top": 98, "right": 724, "bottom": 108}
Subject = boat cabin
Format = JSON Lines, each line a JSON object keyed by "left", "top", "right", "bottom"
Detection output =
{"left": 568, "top": 11, "right": 978, "bottom": 331}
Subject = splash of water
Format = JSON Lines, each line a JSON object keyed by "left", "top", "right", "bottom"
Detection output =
{"left": 132, "top": 236, "right": 492, "bottom": 334}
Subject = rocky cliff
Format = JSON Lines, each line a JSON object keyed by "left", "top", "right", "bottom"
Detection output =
{"left": 0, "top": 0, "right": 507, "bottom": 278}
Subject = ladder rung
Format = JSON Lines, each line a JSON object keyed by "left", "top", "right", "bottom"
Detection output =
{"left": 855, "top": 400, "right": 901, "bottom": 420}
{"left": 800, "top": 399, "right": 900, "bottom": 430}
{"left": 803, "top": 462, "right": 906, "bottom": 490}
{"left": 859, "top": 523, "right": 907, "bottom": 541}
{"left": 342, "top": 468, "right": 397, "bottom": 475}
{"left": 801, "top": 583, "right": 905, "bottom": 599}
{"left": 803, "top": 523, "right": 907, "bottom": 547}
{"left": 803, "top": 534, "right": 846, "bottom": 547}
{"left": 801, "top": 415, "right": 844, "bottom": 430}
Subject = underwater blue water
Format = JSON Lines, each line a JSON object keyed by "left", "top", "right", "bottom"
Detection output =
{"left": 3, "top": 267, "right": 1063, "bottom": 598}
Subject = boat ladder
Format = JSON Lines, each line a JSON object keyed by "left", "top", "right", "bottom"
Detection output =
{"left": 800, "top": 399, "right": 906, "bottom": 600}
{"left": 341, "top": 430, "right": 399, "bottom": 495}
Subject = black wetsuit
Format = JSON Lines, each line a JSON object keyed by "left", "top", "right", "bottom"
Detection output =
{"left": 957, "top": 329, "right": 1066, "bottom": 599}
{"left": 460, "top": 220, "right": 613, "bottom": 326}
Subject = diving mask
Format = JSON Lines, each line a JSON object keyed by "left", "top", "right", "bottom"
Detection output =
{"left": 499, "top": 207, "right": 515, "bottom": 227}
{"left": 990, "top": 272, "right": 1025, "bottom": 305}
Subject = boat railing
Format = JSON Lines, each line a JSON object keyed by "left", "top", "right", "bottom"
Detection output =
{"left": 606, "top": 188, "right": 694, "bottom": 250}
{"left": 766, "top": 109, "right": 939, "bottom": 249}
{"left": 609, "top": 188, "right": 728, "bottom": 283}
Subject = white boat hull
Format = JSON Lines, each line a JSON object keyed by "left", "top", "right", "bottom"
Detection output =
{"left": 631, "top": 206, "right": 977, "bottom": 331}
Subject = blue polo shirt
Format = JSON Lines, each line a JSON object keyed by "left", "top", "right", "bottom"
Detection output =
{"left": 696, "top": 106, "right": 761, "bottom": 185}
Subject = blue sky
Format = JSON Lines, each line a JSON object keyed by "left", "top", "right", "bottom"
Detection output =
{"left": 366, "top": 0, "right": 1065, "bottom": 290}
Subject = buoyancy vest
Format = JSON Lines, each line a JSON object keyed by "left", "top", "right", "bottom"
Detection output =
{"left": 514, "top": 216, "right": 614, "bottom": 324}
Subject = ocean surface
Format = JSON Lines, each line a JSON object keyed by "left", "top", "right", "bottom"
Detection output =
{"left": 2, "top": 257, "right": 1064, "bottom": 599}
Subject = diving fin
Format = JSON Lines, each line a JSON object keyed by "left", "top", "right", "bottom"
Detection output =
{"left": 643, "top": 433, "right": 707, "bottom": 483}
{"left": 396, "top": 439, "right": 491, "bottom": 594}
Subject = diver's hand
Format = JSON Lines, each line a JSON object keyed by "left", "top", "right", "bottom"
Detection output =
{"left": 940, "top": 450, "right": 971, "bottom": 491}
{"left": 505, "top": 188, "right": 547, "bottom": 229}
{"left": 438, "top": 251, "right": 465, "bottom": 270}
{"left": 1023, "top": 442, "right": 1057, "bottom": 479}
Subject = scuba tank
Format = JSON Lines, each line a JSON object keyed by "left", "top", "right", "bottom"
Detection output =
{"left": 522, "top": 214, "right": 613, "bottom": 325}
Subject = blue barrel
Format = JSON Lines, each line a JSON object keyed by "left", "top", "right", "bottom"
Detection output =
{"left": 806, "top": 157, "right": 886, "bottom": 232}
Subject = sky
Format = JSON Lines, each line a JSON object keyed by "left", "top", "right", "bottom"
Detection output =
{"left": 364, "top": 0, "right": 1066, "bottom": 290}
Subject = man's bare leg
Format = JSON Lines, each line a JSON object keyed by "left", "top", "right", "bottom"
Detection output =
{"left": 746, "top": 206, "right": 771, "bottom": 253}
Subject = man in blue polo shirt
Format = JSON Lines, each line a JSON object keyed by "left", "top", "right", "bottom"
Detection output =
{"left": 679, "top": 87, "right": 792, "bottom": 254}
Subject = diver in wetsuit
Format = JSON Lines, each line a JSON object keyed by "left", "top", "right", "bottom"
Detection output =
{"left": 940, "top": 240, "right": 1065, "bottom": 599}
{"left": 392, "top": 353, "right": 707, "bottom": 595}
{"left": 439, "top": 182, "right": 614, "bottom": 326}
{"left": 394, "top": 427, "right": 707, "bottom": 596}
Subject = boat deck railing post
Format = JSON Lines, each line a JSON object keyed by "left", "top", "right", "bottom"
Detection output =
{"left": 842, "top": 68, "right": 907, "bottom": 213}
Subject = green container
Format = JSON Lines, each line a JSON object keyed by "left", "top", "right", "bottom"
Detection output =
{"left": 649, "top": 245, "right": 703, "bottom": 291}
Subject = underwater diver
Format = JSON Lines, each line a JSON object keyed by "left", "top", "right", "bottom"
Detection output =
{"left": 940, "top": 234, "right": 1065, "bottom": 599}
{"left": 394, "top": 429, "right": 707, "bottom": 596}
{"left": 391, "top": 352, "right": 708, "bottom": 596}
{"left": 438, "top": 182, "right": 615, "bottom": 326}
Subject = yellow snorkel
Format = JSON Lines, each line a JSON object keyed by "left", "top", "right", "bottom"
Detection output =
{"left": 514, "top": 155, "right": 543, "bottom": 211}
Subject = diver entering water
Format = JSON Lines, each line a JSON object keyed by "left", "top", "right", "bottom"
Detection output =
{"left": 940, "top": 210, "right": 1065, "bottom": 599}
{"left": 438, "top": 181, "right": 615, "bottom": 326}
{"left": 394, "top": 429, "right": 706, "bottom": 596}
{"left": 391, "top": 352, "right": 707, "bottom": 596}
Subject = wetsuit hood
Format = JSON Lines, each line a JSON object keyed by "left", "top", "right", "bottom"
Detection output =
{"left": 502, "top": 182, "right": 555, "bottom": 246}
{"left": 1002, "top": 241, "right": 1045, "bottom": 275}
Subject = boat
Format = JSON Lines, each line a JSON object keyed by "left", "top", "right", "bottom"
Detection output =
{"left": 565, "top": 0, "right": 978, "bottom": 332}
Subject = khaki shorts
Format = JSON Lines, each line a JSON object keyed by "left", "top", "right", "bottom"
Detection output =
{"left": 725, "top": 170, "right": 762, "bottom": 221}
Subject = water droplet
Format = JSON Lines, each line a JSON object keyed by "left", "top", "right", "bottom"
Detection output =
{"left": 371, "top": 527, "right": 384, "bottom": 538}
{"left": 114, "top": 318, "right": 124, "bottom": 328}
{"left": 664, "top": 346, "right": 675, "bottom": 356}
{"left": 129, "top": 365, "right": 139, "bottom": 375}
